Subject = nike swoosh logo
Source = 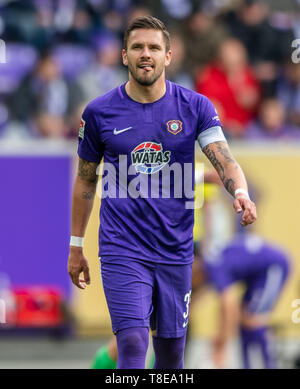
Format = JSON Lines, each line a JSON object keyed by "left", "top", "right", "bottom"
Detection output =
{"left": 113, "top": 127, "right": 132, "bottom": 135}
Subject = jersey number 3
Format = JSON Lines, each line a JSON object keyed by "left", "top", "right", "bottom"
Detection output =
{"left": 183, "top": 290, "right": 192, "bottom": 328}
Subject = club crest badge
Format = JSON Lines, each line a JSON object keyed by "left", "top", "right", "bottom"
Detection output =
{"left": 166, "top": 120, "right": 183, "bottom": 135}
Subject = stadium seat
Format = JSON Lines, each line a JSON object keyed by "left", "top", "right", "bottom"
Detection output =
{"left": 0, "top": 43, "right": 38, "bottom": 95}
{"left": 51, "top": 44, "right": 95, "bottom": 80}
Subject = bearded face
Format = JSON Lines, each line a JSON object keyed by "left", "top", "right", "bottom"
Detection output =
{"left": 122, "top": 29, "right": 171, "bottom": 87}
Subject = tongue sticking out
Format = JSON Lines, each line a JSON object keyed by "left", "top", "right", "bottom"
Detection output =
{"left": 139, "top": 65, "right": 153, "bottom": 72}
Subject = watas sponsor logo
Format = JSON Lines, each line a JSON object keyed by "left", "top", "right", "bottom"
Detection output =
{"left": 131, "top": 142, "right": 171, "bottom": 174}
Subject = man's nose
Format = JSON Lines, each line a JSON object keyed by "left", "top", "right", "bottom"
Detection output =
{"left": 140, "top": 46, "right": 151, "bottom": 58}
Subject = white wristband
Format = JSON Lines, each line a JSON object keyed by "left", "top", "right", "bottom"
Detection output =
{"left": 70, "top": 236, "right": 84, "bottom": 247}
{"left": 234, "top": 188, "right": 249, "bottom": 199}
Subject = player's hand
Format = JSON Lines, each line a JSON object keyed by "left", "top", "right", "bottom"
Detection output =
{"left": 233, "top": 194, "right": 257, "bottom": 227}
{"left": 67, "top": 247, "right": 90, "bottom": 289}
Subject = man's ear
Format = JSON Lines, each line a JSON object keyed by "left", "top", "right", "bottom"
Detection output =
{"left": 165, "top": 50, "right": 172, "bottom": 67}
{"left": 122, "top": 49, "right": 128, "bottom": 66}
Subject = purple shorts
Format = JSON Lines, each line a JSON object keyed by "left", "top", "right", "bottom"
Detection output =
{"left": 100, "top": 256, "right": 193, "bottom": 338}
{"left": 242, "top": 258, "right": 290, "bottom": 314}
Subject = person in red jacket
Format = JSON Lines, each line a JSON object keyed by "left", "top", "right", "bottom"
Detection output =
{"left": 196, "top": 38, "right": 261, "bottom": 138}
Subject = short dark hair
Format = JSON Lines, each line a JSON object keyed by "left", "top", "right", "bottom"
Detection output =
{"left": 123, "top": 16, "right": 170, "bottom": 52}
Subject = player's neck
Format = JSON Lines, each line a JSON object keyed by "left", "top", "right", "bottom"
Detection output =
{"left": 125, "top": 75, "right": 167, "bottom": 104}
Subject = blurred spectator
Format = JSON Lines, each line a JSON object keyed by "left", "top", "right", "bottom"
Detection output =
{"left": 1, "top": 2, "right": 37, "bottom": 43}
{"left": 101, "top": 9, "right": 124, "bottom": 36}
{"left": 51, "top": 43, "right": 95, "bottom": 81}
{"left": 224, "top": 0, "right": 296, "bottom": 96}
{"left": 277, "top": 61, "right": 300, "bottom": 127}
{"left": 166, "top": 32, "right": 194, "bottom": 90}
{"left": 150, "top": 0, "right": 193, "bottom": 21}
{"left": 86, "top": 0, "right": 139, "bottom": 38}
{"left": 86, "top": 0, "right": 136, "bottom": 16}
{"left": 57, "top": 3, "right": 95, "bottom": 45}
{"left": 2, "top": 0, "right": 55, "bottom": 50}
{"left": 126, "top": 5, "right": 153, "bottom": 25}
{"left": 182, "top": 8, "right": 229, "bottom": 78}
{"left": 78, "top": 34, "right": 127, "bottom": 101}
{"left": 0, "top": 0, "right": 298, "bottom": 141}
{"left": 245, "top": 98, "right": 300, "bottom": 140}
{"left": 8, "top": 52, "right": 84, "bottom": 138}
{"left": 196, "top": 38, "right": 261, "bottom": 138}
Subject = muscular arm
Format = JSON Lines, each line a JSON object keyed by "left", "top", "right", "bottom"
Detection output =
{"left": 202, "top": 141, "right": 247, "bottom": 197}
{"left": 68, "top": 158, "right": 99, "bottom": 289}
{"left": 71, "top": 158, "right": 98, "bottom": 236}
{"left": 202, "top": 141, "right": 257, "bottom": 226}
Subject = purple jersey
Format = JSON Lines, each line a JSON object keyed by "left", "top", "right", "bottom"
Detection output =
{"left": 204, "top": 233, "right": 290, "bottom": 293}
{"left": 78, "top": 80, "right": 224, "bottom": 264}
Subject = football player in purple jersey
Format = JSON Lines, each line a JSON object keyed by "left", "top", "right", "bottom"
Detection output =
{"left": 204, "top": 232, "right": 290, "bottom": 369}
{"left": 67, "top": 16, "right": 257, "bottom": 369}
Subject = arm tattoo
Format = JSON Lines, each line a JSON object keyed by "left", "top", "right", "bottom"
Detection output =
{"left": 224, "top": 178, "right": 235, "bottom": 194}
{"left": 82, "top": 191, "right": 94, "bottom": 200}
{"left": 216, "top": 142, "right": 237, "bottom": 166}
{"left": 202, "top": 144, "right": 225, "bottom": 178}
{"left": 202, "top": 141, "right": 238, "bottom": 196}
{"left": 78, "top": 158, "right": 98, "bottom": 184}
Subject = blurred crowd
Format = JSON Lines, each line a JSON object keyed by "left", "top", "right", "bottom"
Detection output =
{"left": 0, "top": 0, "right": 299, "bottom": 140}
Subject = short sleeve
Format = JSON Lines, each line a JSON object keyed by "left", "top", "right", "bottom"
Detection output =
{"left": 77, "top": 106, "right": 105, "bottom": 163}
{"left": 196, "top": 95, "right": 226, "bottom": 148}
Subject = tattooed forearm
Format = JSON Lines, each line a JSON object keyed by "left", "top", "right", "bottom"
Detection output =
{"left": 202, "top": 145, "right": 225, "bottom": 179}
{"left": 224, "top": 178, "right": 235, "bottom": 194}
{"left": 202, "top": 141, "right": 240, "bottom": 196}
{"left": 82, "top": 191, "right": 95, "bottom": 200}
{"left": 78, "top": 158, "right": 98, "bottom": 184}
{"left": 216, "top": 142, "right": 237, "bottom": 167}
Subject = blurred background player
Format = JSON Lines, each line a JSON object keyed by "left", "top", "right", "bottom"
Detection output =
{"left": 203, "top": 231, "right": 290, "bottom": 369}
{"left": 187, "top": 168, "right": 292, "bottom": 369}
{"left": 91, "top": 336, "right": 117, "bottom": 369}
